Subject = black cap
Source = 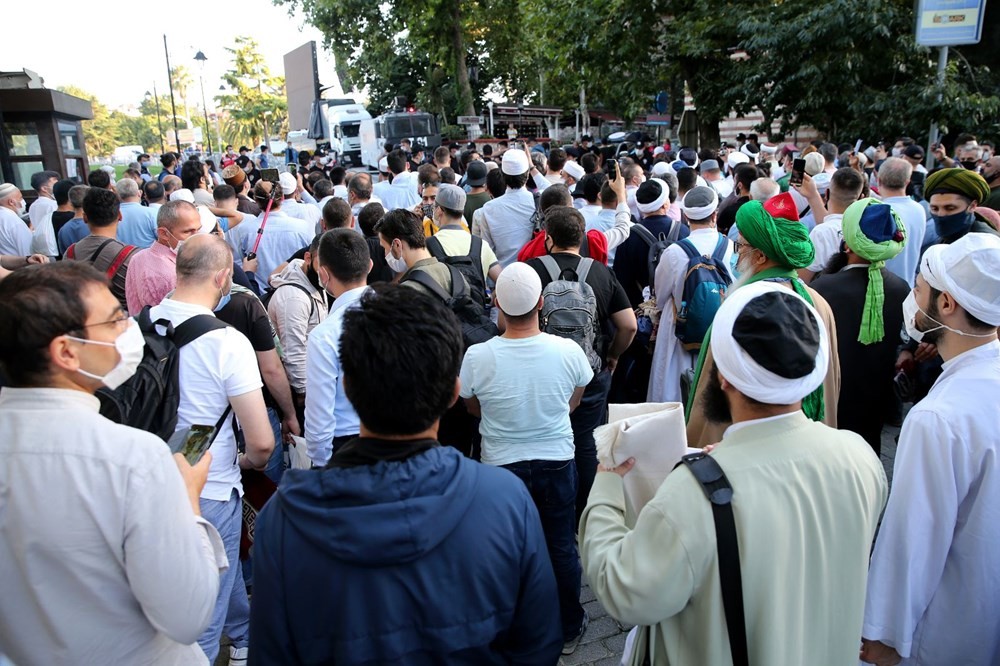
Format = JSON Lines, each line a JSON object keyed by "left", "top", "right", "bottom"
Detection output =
{"left": 903, "top": 144, "right": 925, "bottom": 159}
{"left": 466, "top": 161, "right": 488, "bottom": 187}
{"left": 732, "top": 291, "right": 820, "bottom": 379}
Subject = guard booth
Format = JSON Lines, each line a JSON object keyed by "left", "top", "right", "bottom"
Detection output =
{"left": 0, "top": 70, "right": 93, "bottom": 202}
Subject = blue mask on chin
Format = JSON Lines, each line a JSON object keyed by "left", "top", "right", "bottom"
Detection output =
{"left": 214, "top": 290, "right": 232, "bottom": 312}
{"left": 932, "top": 209, "right": 974, "bottom": 239}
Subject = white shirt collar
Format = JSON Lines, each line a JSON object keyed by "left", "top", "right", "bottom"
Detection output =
{"left": 723, "top": 411, "right": 801, "bottom": 439}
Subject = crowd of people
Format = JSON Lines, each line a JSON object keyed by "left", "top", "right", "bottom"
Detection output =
{"left": 0, "top": 129, "right": 998, "bottom": 666}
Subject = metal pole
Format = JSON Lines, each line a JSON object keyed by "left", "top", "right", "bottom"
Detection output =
{"left": 199, "top": 74, "right": 213, "bottom": 156}
{"left": 926, "top": 45, "right": 948, "bottom": 171}
{"left": 153, "top": 82, "right": 165, "bottom": 155}
{"left": 163, "top": 35, "right": 181, "bottom": 153}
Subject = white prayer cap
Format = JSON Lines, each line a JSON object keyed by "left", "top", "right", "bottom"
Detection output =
{"left": 760, "top": 143, "right": 778, "bottom": 155}
{"left": 502, "top": 149, "right": 530, "bottom": 175}
{"left": 653, "top": 146, "right": 665, "bottom": 157}
{"left": 563, "top": 160, "right": 585, "bottom": 181}
{"left": 485, "top": 160, "right": 499, "bottom": 172}
{"left": 635, "top": 178, "right": 669, "bottom": 215}
{"left": 0, "top": 183, "right": 18, "bottom": 199}
{"left": 169, "top": 188, "right": 195, "bottom": 203}
{"left": 740, "top": 143, "right": 760, "bottom": 163}
{"left": 727, "top": 152, "right": 750, "bottom": 169}
{"left": 711, "top": 281, "right": 829, "bottom": 405}
{"left": 681, "top": 186, "right": 719, "bottom": 221}
{"left": 378, "top": 156, "right": 390, "bottom": 173}
{"left": 651, "top": 161, "right": 672, "bottom": 178}
{"left": 279, "top": 171, "right": 297, "bottom": 195}
{"left": 196, "top": 205, "right": 218, "bottom": 234}
{"left": 920, "top": 232, "right": 1000, "bottom": 326}
{"left": 803, "top": 152, "right": 825, "bottom": 176}
{"left": 495, "top": 262, "right": 542, "bottom": 316}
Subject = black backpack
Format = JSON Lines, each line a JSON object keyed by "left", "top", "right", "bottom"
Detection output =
{"left": 631, "top": 220, "right": 682, "bottom": 295}
{"left": 96, "top": 306, "right": 230, "bottom": 441}
{"left": 404, "top": 264, "right": 498, "bottom": 351}
{"left": 425, "top": 234, "right": 487, "bottom": 308}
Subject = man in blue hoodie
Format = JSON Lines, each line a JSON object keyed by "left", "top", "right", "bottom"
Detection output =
{"left": 248, "top": 284, "right": 563, "bottom": 665}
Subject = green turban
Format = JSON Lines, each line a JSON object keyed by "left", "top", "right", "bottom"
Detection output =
{"left": 924, "top": 167, "right": 990, "bottom": 203}
{"left": 841, "top": 198, "right": 906, "bottom": 345}
{"left": 736, "top": 200, "right": 815, "bottom": 270}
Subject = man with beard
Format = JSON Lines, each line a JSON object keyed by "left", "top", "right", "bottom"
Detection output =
{"left": 862, "top": 233, "right": 1000, "bottom": 666}
{"left": 580, "top": 281, "right": 886, "bottom": 666}
{"left": 686, "top": 200, "right": 841, "bottom": 447}
{"left": 811, "top": 199, "right": 909, "bottom": 454}
{"left": 267, "top": 233, "right": 329, "bottom": 429}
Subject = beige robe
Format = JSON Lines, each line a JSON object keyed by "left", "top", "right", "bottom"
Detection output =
{"left": 686, "top": 284, "right": 841, "bottom": 447}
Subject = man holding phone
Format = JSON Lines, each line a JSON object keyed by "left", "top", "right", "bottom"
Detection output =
{"left": 0, "top": 262, "right": 226, "bottom": 665}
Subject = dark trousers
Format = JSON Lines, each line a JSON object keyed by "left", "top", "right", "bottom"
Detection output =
{"left": 502, "top": 459, "right": 584, "bottom": 641}
{"left": 571, "top": 368, "right": 613, "bottom": 523}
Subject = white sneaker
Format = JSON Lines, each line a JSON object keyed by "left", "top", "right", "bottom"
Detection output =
{"left": 229, "top": 646, "right": 248, "bottom": 666}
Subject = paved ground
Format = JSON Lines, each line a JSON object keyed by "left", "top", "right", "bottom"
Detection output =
{"left": 217, "top": 427, "right": 902, "bottom": 666}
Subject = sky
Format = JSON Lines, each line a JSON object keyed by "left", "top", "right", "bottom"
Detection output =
{"left": 4, "top": 0, "right": 345, "bottom": 111}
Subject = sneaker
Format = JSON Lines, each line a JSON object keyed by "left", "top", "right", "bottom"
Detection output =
{"left": 562, "top": 610, "right": 589, "bottom": 655}
{"left": 229, "top": 646, "right": 248, "bottom": 666}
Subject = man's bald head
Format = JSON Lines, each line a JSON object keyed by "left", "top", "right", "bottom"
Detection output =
{"left": 157, "top": 200, "right": 199, "bottom": 230}
{"left": 176, "top": 233, "right": 232, "bottom": 284}
{"left": 162, "top": 175, "right": 182, "bottom": 195}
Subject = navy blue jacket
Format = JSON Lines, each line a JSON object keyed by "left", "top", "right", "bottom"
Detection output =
{"left": 248, "top": 445, "right": 562, "bottom": 665}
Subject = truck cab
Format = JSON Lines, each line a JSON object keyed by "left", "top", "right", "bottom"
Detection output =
{"left": 360, "top": 109, "right": 441, "bottom": 170}
{"left": 307, "top": 99, "right": 372, "bottom": 168}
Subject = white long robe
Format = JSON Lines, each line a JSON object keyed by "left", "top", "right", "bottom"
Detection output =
{"left": 863, "top": 340, "right": 1000, "bottom": 664}
{"left": 648, "top": 228, "right": 733, "bottom": 403}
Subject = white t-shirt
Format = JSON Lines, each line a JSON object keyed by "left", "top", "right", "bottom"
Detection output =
{"left": 149, "top": 298, "right": 264, "bottom": 501}
{"left": 459, "top": 333, "right": 593, "bottom": 466}
{"left": 0, "top": 206, "right": 32, "bottom": 256}
{"left": 807, "top": 213, "right": 844, "bottom": 273}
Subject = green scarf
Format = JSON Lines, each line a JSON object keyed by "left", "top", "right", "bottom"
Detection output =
{"left": 685, "top": 266, "right": 825, "bottom": 423}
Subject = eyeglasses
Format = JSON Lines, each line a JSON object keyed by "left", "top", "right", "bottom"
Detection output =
{"left": 733, "top": 239, "right": 749, "bottom": 254}
{"left": 67, "top": 313, "right": 131, "bottom": 335}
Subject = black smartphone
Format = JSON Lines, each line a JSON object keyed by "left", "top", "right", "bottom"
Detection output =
{"left": 260, "top": 168, "right": 280, "bottom": 183}
{"left": 789, "top": 158, "right": 806, "bottom": 186}
{"left": 168, "top": 425, "right": 217, "bottom": 464}
{"left": 605, "top": 159, "right": 618, "bottom": 182}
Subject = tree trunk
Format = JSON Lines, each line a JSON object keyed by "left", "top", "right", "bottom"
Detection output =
{"left": 449, "top": 0, "right": 476, "bottom": 117}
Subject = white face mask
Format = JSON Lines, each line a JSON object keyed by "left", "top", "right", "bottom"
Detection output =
{"left": 16, "top": 199, "right": 26, "bottom": 215}
{"left": 891, "top": 147, "right": 903, "bottom": 158}
{"left": 67, "top": 319, "right": 145, "bottom": 390}
{"left": 385, "top": 244, "right": 408, "bottom": 273}
{"left": 902, "top": 291, "right": 996, "bottom": 343}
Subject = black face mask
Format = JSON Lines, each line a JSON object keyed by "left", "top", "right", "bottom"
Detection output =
{"left": 305, "top": 263, "right": 322, "bottom": 291}
{"left": 983, "top": 169, "right": 999, "bottom": 185}
{"left": 960, "top": 160, "right": 979, "bottom": 171}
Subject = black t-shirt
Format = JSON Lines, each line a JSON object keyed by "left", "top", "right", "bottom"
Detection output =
{"left": 366, "top": 236, "right": 395, "bottom": 284}
{"left": 215, "top": 291, "right": 275, "bottom": 352}
{"left": 526, "top": 252, "right": 631, "bottom": 360}
{"left": 51, "top": 210, "right": 75, "bottom": 238}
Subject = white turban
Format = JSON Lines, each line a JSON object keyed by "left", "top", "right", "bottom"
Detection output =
{"left": 636, "top": 178, "right": 670, "bottom": 215}
{"left": 921, "top": 232, "right": 1000, "bottom": 326}
{"left": 711, "top": 282, "right": 829, "bottom": 405}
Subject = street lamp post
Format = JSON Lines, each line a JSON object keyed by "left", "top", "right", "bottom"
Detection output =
{"left": 517, "top": 101, "right": 524, "bottom": 141}
{"left": 163, "top": 34, "right": 181, "bottom": 153}
{"left": 193, "top": 50, "right": 214, "bottom": 157}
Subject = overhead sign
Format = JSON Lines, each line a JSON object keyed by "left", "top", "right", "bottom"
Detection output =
{"left": 457, "top": 115, "right": 484, "bottom": 125}
{"left": 646, "top": 114, "right": 672, "bottom": 126}
{"left": 915, "top": 0, "right": 987, "bottom": 46}
{"left": 176, "top": 128, "right": 204, "bottom": 144}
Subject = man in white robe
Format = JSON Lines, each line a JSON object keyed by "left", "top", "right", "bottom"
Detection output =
{"left": 862, "top": 232, "right": 1000, "bottom": 666}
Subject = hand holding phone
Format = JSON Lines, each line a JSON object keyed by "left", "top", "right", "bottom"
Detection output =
{"left": 168, "top": 425, "right": 217, "bottom": 465}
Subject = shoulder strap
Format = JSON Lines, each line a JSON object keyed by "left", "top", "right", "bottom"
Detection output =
{"left": 538, "top": 254, "right": 562, "bottom": 282}
{"left": 425, "top": 235, "right": 447, "bottom": 261}
{"left": 88, "top": 238, "right": 116, "bottom": 263}
{"left": 677, "top": 237, "right": 700, "bottom": 260}
{"left": 680, "top": 452, "right": 748, "bottom": 666}
{"left": 575, "top": 257, "right": 594, "bottom": 283}
{"left": 443, "top": 263, "right": 469, "bottom": 299}
{"left": 468, "top": 234, "right": 484, "bottom": 274}
{"left": 667, "top": 219, "right": 682, "bottom": 242}
{"left": 275, "top": 282, "right": 317, "bottom": 320}
{"left": 711, "top": 234, "right": 729, "bottom": 262}
{"left": 631, "top": 224, "right": 658, "bottom": 248}
{"left": 404, "top": 269, "right": 452, "bottom": 302}
{"left": 106, "top": 245, "right": 136, "bottom": 279}
{"left": 172, "top": 314, "right": 230, "bottom": 348}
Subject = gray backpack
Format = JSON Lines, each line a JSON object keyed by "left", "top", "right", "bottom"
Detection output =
{"left": 539, "top": 255, "right": 602, "bottom": 373}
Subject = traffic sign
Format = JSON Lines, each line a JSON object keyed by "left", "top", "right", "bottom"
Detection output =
{"left": 457, "top": 116, "right": 484, "bottom": 125}
{"left": 646, "top": 114, "right": 672, "bottom": 126}
{"left": 654, "top": 92, "right": 669, "bottom": 114}
{"left": 915, "top": 0, "right": 987, "bottom": 46}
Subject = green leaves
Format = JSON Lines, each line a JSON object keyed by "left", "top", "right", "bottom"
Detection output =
{"left": 215, "top": 37, "right": 288, "bottom": 147}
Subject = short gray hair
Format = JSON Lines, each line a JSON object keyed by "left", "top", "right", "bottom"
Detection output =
{"left": 68, "top": 185, "right": 89, "bottom": 209}
{"left": 115, "top": 178, "right": 139, "bottom": 199}
{"left": 877, "top": 157, "right": 913, "bottom": 190}
{"left": 156, "top": 199, "right": 197, "bottom": 229}
{"left": 750, "top": 178, "right": 780, "bottom": 201}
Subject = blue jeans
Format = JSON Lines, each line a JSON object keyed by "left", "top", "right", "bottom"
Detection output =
{"left": 264, "top": 407, "right": 284, "bottom": 485}
{"left": 502, "top": 459, "right": 584, "bottom": 641}
{"left": 571, "top": 369, "right": 612, "bottom": 522}
{"left": 198, "top": 491, "right": 250, "bottom": 662}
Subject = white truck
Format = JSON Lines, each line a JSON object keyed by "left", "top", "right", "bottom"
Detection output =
{"left": 307, "top": 99, "right": 372, "bottom": 168}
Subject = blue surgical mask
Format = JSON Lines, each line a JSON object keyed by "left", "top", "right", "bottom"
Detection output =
{"left": 729, "top": 252, "right": 741, "bottom": 280}
{"left": 214, "top": 279, "right": 233, "bottom": 312}
{"left": 932, "top": 209, "right": 974, "bottom": 240}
